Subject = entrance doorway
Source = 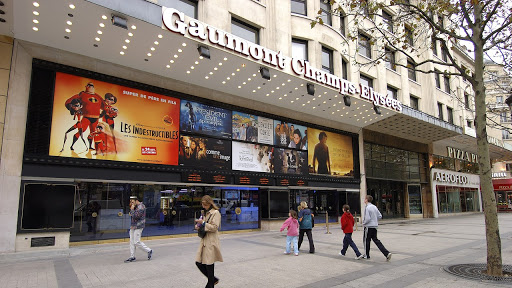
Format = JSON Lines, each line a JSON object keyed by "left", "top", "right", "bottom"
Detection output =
{"left": 367, "top": 179, "right": 405, "bottom": 218}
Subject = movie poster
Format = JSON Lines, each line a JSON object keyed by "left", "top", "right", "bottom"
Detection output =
{"left": 49, "top": 72, "right": 180, "bottom": 165}
{"left": 179, "top": 135, "right": 231, "bottom": 170}
{"left": 273, "top": 148, "right": 308, "bottom": 175}
{"left": 273, "top": 120, "right": 308, "bottom": 150}
{"left": 307, "top": 128, "right": 354, "bottom": 177}
{"left": 180, "top": 100, "right": 231, "bottom": 139}
{"left": 232, "top": 111, "right": 273, "bottom": 144}
{"left": 232, "top": 142, "right": 273, "bottom": 173}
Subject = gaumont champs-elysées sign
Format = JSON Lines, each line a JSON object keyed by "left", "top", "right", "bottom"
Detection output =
{"left": 162, "top": 7, "right": 403, "bottom": 113}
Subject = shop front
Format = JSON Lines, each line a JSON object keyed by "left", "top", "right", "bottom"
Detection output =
{"left": 16, "top": 60, "right": 361, "bottom": 247}
{"left": 431, "top": 168, "right": 482, "bottom": 217}
{"left": 492, "top": 178, "right": 512, "bottom": 212}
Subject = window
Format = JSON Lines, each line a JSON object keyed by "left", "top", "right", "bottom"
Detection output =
{"left": 447, "top": 107, "right": 454, "bottom": 124}
{"left": 438, "top": 102, "right": 444, "bottom": 120}
{"left": 410, "top": 95, "right": 419, "bottom": 110}
{"left": 387, "top": 86, "right": 398, "bottom": 100}
{"left": 340, "top": 14, "right": 346, "bottom": 36}
{"left": 320, "top": 0, "right": 332, "bottom": 26}
{"left": 405, "top": 27, "right": 413, "bottom": 46}
{"left": 291, "top": 0, "right": 307, "bottom": 15}
{"left": 467, "top": 120, "right": 472, "bottom": 127}
{"left": 407, "top": 59, "right": 417, "bottom": 81}
{"left": 358, "top": 34, "right": 371, "bottom": 58}
{"left": 342, "top": 58, "right": 348, "bottom": 80}
{"left": 171, "top": 0, "right": 198, "bottom": 19}
{"left": 462, "top": 65, "right": 468, "bottom": 82}
{"left": 292, "top": 39, "right": 308, "bottom": 61}
{"left": 432, "top": 36, "right": 438, "bottom": 56}
{"left": 321, "top": 47, "right": 333, "bottom": 74}
{"left": 443, "top": 75, "right": 450, "bottom": 93}
{"left": 231, "top": 18, "right": 259, "bottom": 44}
{"left": 503, "top": 130, "right": 511, "bottom": 140}
{"left": 434, "top": 70, "right": 441, "bottom": 88}
{"left": 441, "top": 44, "right": 448, "bottom": 62}
{"left": 497, "top": 96, "right": 503, "bottom": 104}
{"left": 464, "top": 93, "right": 470, "bottom": 109}
{"left": 360, "top": 74, "right": 373, "bottom": 88}
{"left": 501, "top": 112, "right": 508, "bottom": 123}
{"left": 382, "top": 11, "right": 393, "bottom": 33}
{"left": 384, "top": 48, "right": 396, "bottom": 71}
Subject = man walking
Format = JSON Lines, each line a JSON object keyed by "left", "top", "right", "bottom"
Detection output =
{"left": 362, "top": 195, "right": 392, "bottom": 261}
{"left": 125, "top": 196, "right": 153, "bottom": 262}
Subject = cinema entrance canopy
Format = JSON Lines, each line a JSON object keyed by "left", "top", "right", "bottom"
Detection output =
{"left": 4, "top": 0, "right": 464, "bottom": 143}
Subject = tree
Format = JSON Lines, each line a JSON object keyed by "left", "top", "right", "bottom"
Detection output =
{"left": 312, "top": 0, "right": 512, "bottom": 276}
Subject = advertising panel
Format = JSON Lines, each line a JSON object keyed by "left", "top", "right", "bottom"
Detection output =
{"left": 273, "top": 120, "right": 308, "bottom": 150}
{"left": 232, "top": 142, "right": 273, "bottom": 173}
{"left": 307, "top": 128, "right": 354, "bottom": 177}
{"left": 179, "top": 135, "right": 231, "bottom": 171}
{"left": 232, "top": 111, "right": 273, "bottom": 144}
{"left": 180, "top": 100, "right": 231, "bottom": 139}
{"left": 273, "top": 148, "right": 308, "bottom": 175}
{"left": 49, "top": 72, "right": 180, "bottom": 165}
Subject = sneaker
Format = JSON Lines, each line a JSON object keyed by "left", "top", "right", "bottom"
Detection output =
{"left": 283, "top": 251, "right": 290, "bottom": 255}
{"left": 338, "top": 252, "right": 345, "bottom": 256}
{"left": 124, "top": 257, "right": 136, "bottom": 263}
{"left": 294, "top": 253, "right": 299, "bottom": 256}
{"left": 355, "top": 254, "right": 364, "bottom": 260}
{"left": 363, "top": 255, "right": 369, "bottom": 259}
{"left": 148, "top": 250, "right": 153, "bottom": 260}
{"left": 386, "top": 253, "right": 392, "bottom": 261}
{"left": 214, "top": 278, "right": 219, "bottom": 285}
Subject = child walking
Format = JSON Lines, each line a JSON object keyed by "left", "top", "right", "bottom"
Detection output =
{"left": 280, "top": 210, "right": 299, "bottom": 256}
{"left": 339, "top": 204, "right": 364, "bottom": 260}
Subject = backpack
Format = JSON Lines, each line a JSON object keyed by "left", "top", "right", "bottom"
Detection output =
{"left": 300, "top": 213, "right": 313, "bottom": 229}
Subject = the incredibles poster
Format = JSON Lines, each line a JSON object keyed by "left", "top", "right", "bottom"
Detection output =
{"left": 179, "top": 135, "right": 231, "bottom": 170}
{"left": 49, "top": 72, "right": 180, "bottom": 165}
{"left": 180, "top": 100, "right": 232, "bottom": 139}
{"left": 307, "top": 128, "right": 354, "bottom": 177}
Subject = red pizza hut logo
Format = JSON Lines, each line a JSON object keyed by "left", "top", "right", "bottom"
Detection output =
{"left": 141, "top": 147, "right": 157, "bottom": 155}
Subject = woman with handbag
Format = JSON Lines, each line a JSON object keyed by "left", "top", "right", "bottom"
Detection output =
{"left": 298, "top": 201, "right": 315, "bottom": 253}
{"left": 195, "top": 195, "right": 223, "bottom": 287}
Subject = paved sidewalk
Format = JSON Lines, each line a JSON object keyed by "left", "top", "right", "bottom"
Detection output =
{"left": 1, "top": 213, "right": 512, "bottom": 288}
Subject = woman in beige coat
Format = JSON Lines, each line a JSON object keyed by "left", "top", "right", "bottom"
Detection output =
{"left": 195, "top": 195, "right": 223, "bottom": 287}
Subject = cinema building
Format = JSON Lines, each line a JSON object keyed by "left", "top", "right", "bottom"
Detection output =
{"left": 1, "top": 0, "right": 511, "bottom": 252}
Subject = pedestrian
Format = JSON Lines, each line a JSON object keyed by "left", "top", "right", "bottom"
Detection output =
{"left": 298, "top": 201, "right": 315, "bottom": 253}
{"left": 362, "top": 195, "right": 392, "bottom": 261}
{"left": 280, "top": 209, "right": 299, "bottom": 256}
{"left": 339, "top": 204, "right": 364, "bottom": 260}
{"left": 125, "top": 196, "right": 153, "bottom": 263}
{"left": 195, "top": 195, "right": 223, "bottom": 288}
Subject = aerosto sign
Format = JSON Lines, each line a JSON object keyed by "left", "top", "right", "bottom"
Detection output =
{"left": 162, "top": 7, "right": 403, "bottom": 113}
{"left": 431, "top": 168, "right": 480, "bottom": 187}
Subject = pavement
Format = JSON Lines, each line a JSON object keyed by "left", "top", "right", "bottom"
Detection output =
{"left": 1, "top": 213, "right": 512, "bottom": 288}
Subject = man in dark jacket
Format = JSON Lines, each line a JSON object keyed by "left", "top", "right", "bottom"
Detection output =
{"left": 125, "top": 196, "right": 153, "bottom": 262}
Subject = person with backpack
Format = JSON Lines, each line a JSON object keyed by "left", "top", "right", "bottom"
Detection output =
{"left": 297, "top": 201, "right": 315, "bottom": 253}
{"left": 339, "top": 204, "right": 364, "bottom": 259}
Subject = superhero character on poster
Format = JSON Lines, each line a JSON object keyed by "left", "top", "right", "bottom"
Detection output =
{"left": 50, "top": 72, "right": 180, "bottom": 165}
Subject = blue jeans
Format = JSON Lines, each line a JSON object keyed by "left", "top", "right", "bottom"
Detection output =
{"left": 341, "top": 233, "right": 362, "bottom": 257}
{"left": 286, "top": 236, "right": 299, "bottom": 254}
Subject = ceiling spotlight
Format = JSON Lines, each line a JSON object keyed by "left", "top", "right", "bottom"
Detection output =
{"left": 343, "top": 95, "right": 351, "bottom": 107}
{"left": 69, "top": 4, "right": 75, "bottom": 9}
{"left": 197, "top": 45, "right": 210, "bottom": 59}
{"left": 373, "top": 104, "right": 381, "bottom": 115}
{"left": 260, "top": 67, "right": 270, "bottom": 80}
{"left": 307, "top": 83, "right": 315, "bottom": 96}
{"left": 102, "top": 15, "right": 107, "bottom": 20}
{"left": 111, "top": 15, "right": 128, "bottom": 29}
{"left": 131, "top": 25, "right": 137, "bottom": 29}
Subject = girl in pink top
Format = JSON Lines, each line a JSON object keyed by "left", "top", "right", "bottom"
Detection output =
{"left": 280, "top": 210, "right": 299, "bottom": 255}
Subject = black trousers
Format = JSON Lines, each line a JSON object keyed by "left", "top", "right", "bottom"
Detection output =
{"left": 363, "top": 227, "right": 389, "bottom": 258}
{"left": 196, "top": 262, "right": 218, "bottom": 288}
{"left": 298, "top": 229, "right": 315, "bottom": 252}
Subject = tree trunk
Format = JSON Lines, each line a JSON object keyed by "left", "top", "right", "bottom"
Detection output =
{"left": 473, "top": 9, "right": 503, "bottom": 274}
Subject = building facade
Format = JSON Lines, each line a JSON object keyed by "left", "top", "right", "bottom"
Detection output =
{"left": 0, "top": 0, "right": 511, "bottom": 252}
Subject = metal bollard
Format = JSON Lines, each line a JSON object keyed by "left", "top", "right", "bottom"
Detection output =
{"left": 325, "top": 211, "right": 332, "bottom": 234}
{"left": 354, "top": 212, "right": 358, "bottom": 231}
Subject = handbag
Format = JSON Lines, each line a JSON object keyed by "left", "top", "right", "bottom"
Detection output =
{"left": 197, "top": 214, "right": 212, "bottom": 238}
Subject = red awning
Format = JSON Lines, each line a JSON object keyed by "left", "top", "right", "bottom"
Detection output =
{"left": 493, "top": 178, "right": 512, "bottom": 191}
